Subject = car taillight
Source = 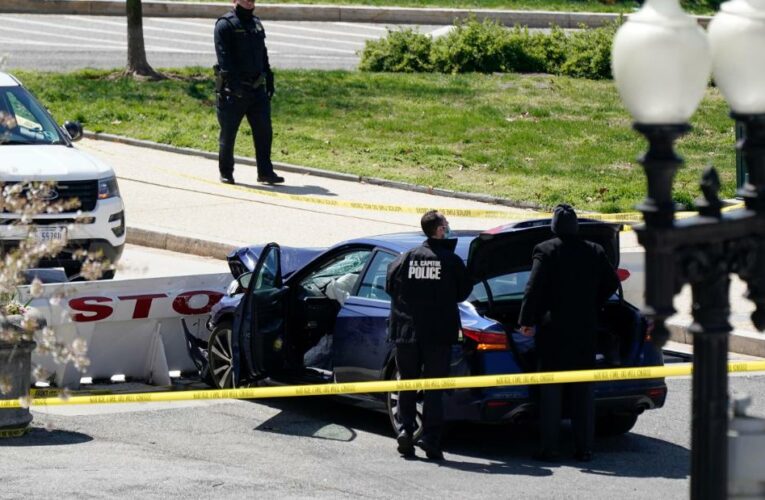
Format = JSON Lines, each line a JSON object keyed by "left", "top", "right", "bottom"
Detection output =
{"left": 617, "top": 268, "right": 631, "bottom": 282}
{"left": 644, "top": 319, "right": 655, "bottom": 342}
{"left": 462, "top": 327, "right": 508, "bottom": 351}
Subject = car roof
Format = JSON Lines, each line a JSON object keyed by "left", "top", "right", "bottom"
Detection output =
{"left": 336, "top": 231, "right": 479, "bottom": 260}
{"left": 0, "top": 72, "right": 20, "bottom": 87}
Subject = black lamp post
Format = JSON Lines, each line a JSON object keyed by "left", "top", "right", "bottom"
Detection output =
{"left": 612, "top": 1, "right": 765, "bottom": 498}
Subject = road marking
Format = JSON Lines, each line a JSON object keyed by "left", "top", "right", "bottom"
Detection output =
{"left": 428, "top": 26, "right": 454, "bottom": 38}
{"left": 65, "top": 15, "right": 212, "bottom": 40}
{"left": 267, "top": 31, "right": 365, "bottom": 47}
{"left": 0, "top": 37, "right": 122, "bottom": 50}
{"left": 45, "top": 16, "right": 213, "bottom": 48}
{"left": 0, "top": 24, "right": 125, "bottom": 49}
{"left": 0, "top": 18, "right": 215, "bottom": 54}
{"left": 333, "top": 21, "right": 389, "bottom": 32}
{"left": 265, "top": 21, "right": 381, "bottom": 39}
{"left": 147, "top": 18, "right": 213, "bottom": 29}
{"left": 264, "top": 40, "right": 357, "bottom": 54}
{"left": 63, "top": 15, "right": 359, "bottom": 53}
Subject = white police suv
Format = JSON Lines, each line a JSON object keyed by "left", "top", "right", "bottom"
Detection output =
{"left": 0, "top": 71, "right": 125, "bottom": 279}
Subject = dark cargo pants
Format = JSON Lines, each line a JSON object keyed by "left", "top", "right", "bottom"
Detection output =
{"left": 216, "top": 86, "right": 275, "bottom": 178}
{"left": 394, "top": 341, "right": 451, "bottom": 448}
{"left": 539, "top": 382, "right": 595, "bottom": 454}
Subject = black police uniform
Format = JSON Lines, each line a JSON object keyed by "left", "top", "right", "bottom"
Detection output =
{"left": 518, "top": 205, "right": 619, "bottom": 460}
{"left": 214, "top": 7, "right": 277, "bottom": 181}
{"left": 386, "top": 237, "right": 472, "bottom": 454}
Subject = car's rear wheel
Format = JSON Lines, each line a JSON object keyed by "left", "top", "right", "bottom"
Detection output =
{"left": 208, "top": 321, "right": 235, "bottom": 389}
{"left": 386, "top": 364, "right": 424, "bottom": 441}
{"left": 596, "top": 413, "right": 638, "bottom": 436}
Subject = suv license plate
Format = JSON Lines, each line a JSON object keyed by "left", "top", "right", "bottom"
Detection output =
{"left": 35, "top": 226, "right": 67, "bottom": 242}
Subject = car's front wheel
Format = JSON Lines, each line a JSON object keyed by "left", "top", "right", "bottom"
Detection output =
{"left": 596, "top": 413, "right": 638, "bottom": 436}
{"left": 208, "top": 321, "right": 235, "bottom": 389}
{"left": 386, "top": 364, "right": 424, "bottom": 440}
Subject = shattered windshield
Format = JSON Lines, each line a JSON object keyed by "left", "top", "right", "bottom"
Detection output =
{"left": 0, "top": 86, "right": 65, "bottom": 145}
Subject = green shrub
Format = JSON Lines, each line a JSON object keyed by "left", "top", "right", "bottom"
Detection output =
{"left": 560, "top": 22, "right": 620, "bottom": 80}
{"left": 359, "top": 29, "right": 433, "bottom": 73}
{"left": 431, "top": 17, "right": 509, "bottom": 73}
{"left": 529, "top": 25, "right": 569, "bottom": 74}
{"left": 501, "top": 26, "right": 548, "bottom": 73}
{"left": 360, "top": 18, "right": 620, "bottom": 81}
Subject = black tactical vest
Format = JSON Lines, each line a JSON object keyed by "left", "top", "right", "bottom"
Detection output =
{"left": 216, "top": 11, "right": 268, "bottom": 79}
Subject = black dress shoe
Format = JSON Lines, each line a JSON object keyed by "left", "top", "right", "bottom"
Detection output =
{"left": 532, "top": 450, "right": 561, "bottom": 462}
{"left": 415, "top": 439, "right": 444, "bottom": 461}
{"left": 396, "top": 431, "right": 414, "bottom": 457}
{"left": 257, "top": 174, "right": 285, "bottom": 184}
{"left": 574, "top": 450, "right": 593, "bottom": 462}
{"left": 219, "top": 174, "right": 235, "bottom": 185}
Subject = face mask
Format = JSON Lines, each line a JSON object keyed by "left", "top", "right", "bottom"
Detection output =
{"left": 444, "top": 226, "right": 453, "bottom": 239}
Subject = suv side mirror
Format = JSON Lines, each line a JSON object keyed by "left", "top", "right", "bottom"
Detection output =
{"left": 63, "top": 121, "right": 83, "bottom": 142}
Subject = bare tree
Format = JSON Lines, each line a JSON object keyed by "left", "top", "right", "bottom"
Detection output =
{"left": 125, "top": 0, "right": 164, "bottom": 80}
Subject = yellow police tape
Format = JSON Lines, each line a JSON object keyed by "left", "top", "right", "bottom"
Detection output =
{"left": 143, "top": 168, "right": 745, "bottom": 229}
{"left": 1, "top": 360, "right": 764, "bottom": 409}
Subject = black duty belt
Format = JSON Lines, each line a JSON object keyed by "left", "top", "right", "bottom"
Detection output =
{"left": 241, "top": 74, "right": 266, "bottom": 89}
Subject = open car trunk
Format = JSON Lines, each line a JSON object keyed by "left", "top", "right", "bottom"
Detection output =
{"left": 476, "top": 299, "right": 644, "bottom": 372}
{"left": 467, "top": 218, "right": 637, "bottom": 371}
{"left": 467, "top": 219, "right": 621, "bottom": 281}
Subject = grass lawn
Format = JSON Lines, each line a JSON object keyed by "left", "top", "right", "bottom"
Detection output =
{"left": 161, "top": 0, "right": 714, "bottom": 14}
{"left": 16, "top": 68, "right": 735, "bottom": 213}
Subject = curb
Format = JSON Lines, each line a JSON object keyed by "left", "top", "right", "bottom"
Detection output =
{"left": 85, "top": 131, "right": 541, "bottom": 210}
{"left": 126, "top": 224, "right": 237, "bottom": 260}
{"left": 0, "top": 0, "right": 713, "bottom": 28}
{"left": 668, "top": 321, "right": 765, "bottom": 358}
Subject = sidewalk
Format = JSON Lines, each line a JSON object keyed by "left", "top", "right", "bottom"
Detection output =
{"left": 78, "top": 136, "right": 765, "bottom": 357}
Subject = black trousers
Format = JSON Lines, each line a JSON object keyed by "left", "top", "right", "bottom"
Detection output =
{"left": 394, "top": 341, "right": 451, "bottom": 446}
{"left": 216, "top": 87, "right": 274, "bottom": 177}
{"left": 538, "top": 382, "right": 595, "bottom": 454}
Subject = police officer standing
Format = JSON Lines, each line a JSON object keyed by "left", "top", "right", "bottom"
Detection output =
{"left": 214, "top": 0, "right": 284, "bottom": 185}
{"left": 386, "top": 210, "right": 472, "bottom": 460}
{"left": 518, "top": 204, "right": 619, "bottom": 462}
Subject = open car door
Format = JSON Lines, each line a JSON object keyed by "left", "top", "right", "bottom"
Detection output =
{"left": 235, "top": 242, "right": 288, "bottom": 381}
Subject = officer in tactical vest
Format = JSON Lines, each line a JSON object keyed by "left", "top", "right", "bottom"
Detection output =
{"left": 214, "top": 0, "right": 284, "bottom": 185}
{"left": 386, "top": 210, "right": 473, "bottom": 461}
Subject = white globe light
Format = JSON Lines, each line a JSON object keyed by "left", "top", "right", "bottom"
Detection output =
{"left": 612, "top": 0, "right": 711, "bottom": 124}
{"left": 708, "top": 0, "right": 765, "bottom": 114}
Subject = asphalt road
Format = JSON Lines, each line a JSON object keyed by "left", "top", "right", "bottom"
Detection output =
{"left": 2, "top": 373, "right": 762, "bottom": 498}
{"left": 0, "top": 14, "right": 441, "bottom": 71}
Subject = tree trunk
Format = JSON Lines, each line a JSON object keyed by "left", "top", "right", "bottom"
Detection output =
{"left": 125, "top": 0, "right": 164, "bottom": 80}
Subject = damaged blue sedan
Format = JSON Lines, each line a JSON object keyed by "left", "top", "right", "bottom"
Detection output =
{"left": 187, "top": 219, "right": 667, "bottom": 437}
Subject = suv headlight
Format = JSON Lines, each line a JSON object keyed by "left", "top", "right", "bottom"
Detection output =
{"left": 98, "top": 176, "right": 120, "bottom": 200}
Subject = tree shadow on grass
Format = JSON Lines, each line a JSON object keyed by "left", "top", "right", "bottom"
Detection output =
{"left": 0, "top": 427, "right": 92, "bottom": 447}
